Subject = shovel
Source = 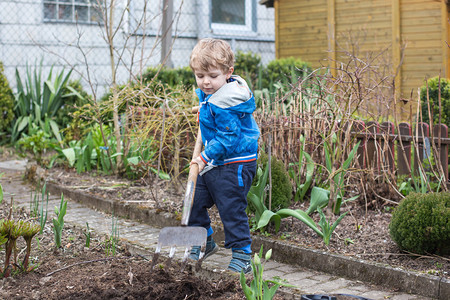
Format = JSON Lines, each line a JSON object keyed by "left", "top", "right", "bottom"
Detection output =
{"left": 151, "top": 126, "right": 207, "bottom": 270}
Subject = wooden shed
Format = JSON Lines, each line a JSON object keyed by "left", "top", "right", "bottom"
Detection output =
{"left": 260, "top": 0, "right": 450, "bottom": 119}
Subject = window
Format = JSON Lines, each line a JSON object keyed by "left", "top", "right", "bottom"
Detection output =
{"left": 211, "top": 0, "right": 254, "bottom": 33}
{"left": 43, "top": 0, "right": 103, "bottom": 24}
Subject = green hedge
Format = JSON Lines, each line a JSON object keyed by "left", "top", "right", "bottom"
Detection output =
{"left": 389, "top": 192, "right": 450, "bottom": 255}
{"left": 0, "top": 62, "right": 14, "bottom": 141}
{"left": 420, "top": 76, "right": 450, "bottom": 127}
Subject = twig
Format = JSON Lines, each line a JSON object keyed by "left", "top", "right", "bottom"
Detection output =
{"left": 371, "top": 189, "right": 399, "bottom": 206}
{"left": 46, "top": 257, "right": 115, "bottom": 276}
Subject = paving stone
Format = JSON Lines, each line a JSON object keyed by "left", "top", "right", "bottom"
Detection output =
{"left": 361, "top": 290, "right": 396, "bottom": 299}
{"left": 282, "top": 270, "right": 320, "bottom": 282}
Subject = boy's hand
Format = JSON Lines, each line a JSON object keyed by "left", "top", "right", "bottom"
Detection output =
{"left": 191, "top": 156, "right": 206, "bottom": 172}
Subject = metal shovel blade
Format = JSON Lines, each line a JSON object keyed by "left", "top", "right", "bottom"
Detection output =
{"left": 158, "top": 226, "right": 207, "bottom": 247}
{"left": 151, "top": 226, "right": 207, "bottom": 269}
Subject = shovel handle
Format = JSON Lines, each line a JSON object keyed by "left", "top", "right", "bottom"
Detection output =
{"left": 180, "top": 127, "right": 203, "bottom": 226}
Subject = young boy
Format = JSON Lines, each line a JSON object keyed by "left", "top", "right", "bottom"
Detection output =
{"left": 188, "top": 38, "right": 260, "bottom": 274}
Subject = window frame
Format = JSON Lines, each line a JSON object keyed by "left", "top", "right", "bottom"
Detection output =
{"left": 210, "top": 0, "right": 255, "bottom": 34}
{"left": 43, "top": 0, "right": 103, "bottom": 25}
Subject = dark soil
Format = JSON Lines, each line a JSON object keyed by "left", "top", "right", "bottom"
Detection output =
{"left": 0, "top": 200, "right": 250, "bottom": 300}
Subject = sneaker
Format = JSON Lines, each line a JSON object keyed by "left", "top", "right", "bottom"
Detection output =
{"left": 227, "top": 250, "right": 252, "bottom": 274}
{"left": 189, "top": 236, "right": 219, "bottom": 261}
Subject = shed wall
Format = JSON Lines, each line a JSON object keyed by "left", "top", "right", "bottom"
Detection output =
{"left": 275, "top": 0, "right": 448, "bottom": 119}
{"left": 277, "top": 0, "right": 328, "bottom": 65}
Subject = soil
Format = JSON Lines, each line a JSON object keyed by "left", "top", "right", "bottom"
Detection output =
{"left": 0, "top": 200, "right": 253, "bottom": 300}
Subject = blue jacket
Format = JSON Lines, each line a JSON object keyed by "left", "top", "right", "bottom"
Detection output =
{"left": 196, "top": 75, "right": 260, "bottom": 167}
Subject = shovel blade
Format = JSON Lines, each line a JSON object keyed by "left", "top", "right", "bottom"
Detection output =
{"left": 158, "top": 226, "right": 207, "bottom": 248}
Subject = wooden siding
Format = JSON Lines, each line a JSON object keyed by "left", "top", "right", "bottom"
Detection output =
{"left": 275, "top": 0, "right": 448, "bottom": 120}
{"left": 277, "top": 0, "right": 328, "bottom": 67}
{"left": 400, "top": 0, "right": 444, "bottom": 101}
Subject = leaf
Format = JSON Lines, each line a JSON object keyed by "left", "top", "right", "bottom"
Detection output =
{"left": 0, "top": 184, "right": 3, "bottom": 204}
{"left": 150, "top": 167, "right": 170, "bottom": 180}
{"left": 17, "top": 116, "right": 30, "bottom": 133}
{"left": 257, "top": 210, "right": 281, "bottom": 233}
{"left": 239, "top": 271, "right": 256, "bottom": 300}
{"left": 276, "top": 208, "right": 323, "bottom": 237}
{"left": 331, "top": 211, "right": 348, "bottom": 233}
{"left": 323, "top": 140, "right": 332, "bottom": 172}
{"left": 62, "top": 148, "right": 76, "bottom": 167}
{"left": 306, "top": 187, "right": 330, "bottom": 215}
{"left": 48, "top": 119, "right": 62, "bottom": 143}
{"left": 343, "top": 195, "right": 359, "bottom": 203}
{"left": 127, "top": 156, "right": 140, "bottom": 165}
{"left": 298, "top": 152, "right": 315, "bottom": 201}
{"left": 342, "top": 141, "right": 360, "bottom": 170}
{"left": 262, "top": 281, "right": 279, "bottom": 300}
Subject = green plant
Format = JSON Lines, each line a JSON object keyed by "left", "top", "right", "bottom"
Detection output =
{"left": 240, "top": 246, "right": 293, "bottom": 300}
{"left": 0, "top": 183, "right": 3, "bottom": 204}
{"left": 323, "top": 136, "right": 360, "bottom": 215}
{"left": 288, "top": 135, "right": 315, "bottom": 202}
{"left": 12, "top": 60, "right": 74, "bottom": 143}
{"left": 52, "top": 194, "right": 67, "bottom": 248}
{"left": 260, "top": 57, "right": 310, "bottom": 91}
{"left": 0, "top": 62, "right": 15, "bottom": 141}
{"left": 19, "top": 221, "right": 41, "bottom": 271}
{"left": 18, "top": 128, "right": 54, "bottom": 164}
{"left": 257, "top": 190, "right": 348, "bottom": 246}
{"left": 317, "top": 208, "right": 348, "bottom": 245}
{"left": 140, "top": 65, "right": 195, "bottom": 89}
{"left": 1, "top": 219, "right": 24, "bottom": 277}
{"left": 54, "top": 79, "right": 91, "bottom": 129}
{"left": 247, "top": 165, "right": 270, "bottom": 228}
{"left": 105, "top": 213, "right": 119, "bottom": 256}
{"left": 389, "top": 192, "right": 450, "bottom": 255}
{"left": 257, "top": 153, "right": 293, "bottom": 212}
{"left": 420, "top": 76, "right": 450, "bottom": 127}
{"left": 234, "top": 51, "right": 262, "bottom": 90}
{"left": 38, "top": 184, "right": 49, "bottom": 235}
{"left": 84, "top": 222, "right": 91, "bottom": 248}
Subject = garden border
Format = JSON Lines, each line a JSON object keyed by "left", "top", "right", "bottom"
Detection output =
{"left": 40, "top": 178, "right": 449, "bottom": 300}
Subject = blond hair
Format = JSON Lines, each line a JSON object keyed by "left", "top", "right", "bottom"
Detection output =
{"left": 189, "top": 38, "right": 234, "bottom": 73}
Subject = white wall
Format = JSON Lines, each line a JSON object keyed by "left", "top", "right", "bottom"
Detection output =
{"left": 0, "top": 0, "right": 274, "bottom": 97}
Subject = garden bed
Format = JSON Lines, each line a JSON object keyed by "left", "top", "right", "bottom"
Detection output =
{"left": 0, "top": 199, "right": 254, "bottom": 300}
{"left": 38, "top": 165, "right": 449, "bottom": 280}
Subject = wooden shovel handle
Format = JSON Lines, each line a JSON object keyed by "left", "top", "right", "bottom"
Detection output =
{"left": 180, "top": 127, "right": 203, "bottom": 226}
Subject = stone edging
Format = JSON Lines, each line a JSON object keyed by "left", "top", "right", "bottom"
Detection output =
{"left": 42, "top": 180, "right": 449, "bottom": 300}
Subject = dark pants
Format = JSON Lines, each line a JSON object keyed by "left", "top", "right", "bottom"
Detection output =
{"left": 188, "top": 161, "right": 256, "bottom": 249}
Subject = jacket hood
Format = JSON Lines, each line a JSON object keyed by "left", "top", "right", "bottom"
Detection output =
{"left": 196, "top": 75, "right": 256, "bottom": 114}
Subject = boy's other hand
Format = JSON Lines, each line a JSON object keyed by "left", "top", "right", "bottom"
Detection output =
{"left": 191, "top": 156, "right": 206, "bottom": 172}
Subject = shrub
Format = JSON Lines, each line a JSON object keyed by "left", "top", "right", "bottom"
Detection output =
{"left": 234, "top": 51, "right": 262, "bottom": 90}
{"left": 55, "top": 80, "right": 92, "bottom": 129}
{"left": 0, "top": 62, "right": 14, "bottom": 140}
{"left": 420, "top": 76, "right": 450, "bottom": 127}
{"left": 389, "top": 192, "right": 450, "bottom": 255}
{"left": 261, "top": 57, "right": 311, "bottom": 88}
{"left": 140, "top": 66, "right": 195, "bottom": 89}
{"left": 255, "top": 153, "right": 293, "bottom": 212}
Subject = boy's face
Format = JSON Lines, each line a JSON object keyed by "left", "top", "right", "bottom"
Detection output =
{"left": 194, "top": 67, "right": 233, "bottom": 95}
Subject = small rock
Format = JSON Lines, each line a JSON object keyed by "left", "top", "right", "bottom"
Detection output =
{"left": 32, "top": 290, "right": 41, "bottom": 300}
{"left": 39, "top": 276, "right": 52, "bottom": 286}
{"left": 2, "top": 277, "right": 16, "bottom": 287}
